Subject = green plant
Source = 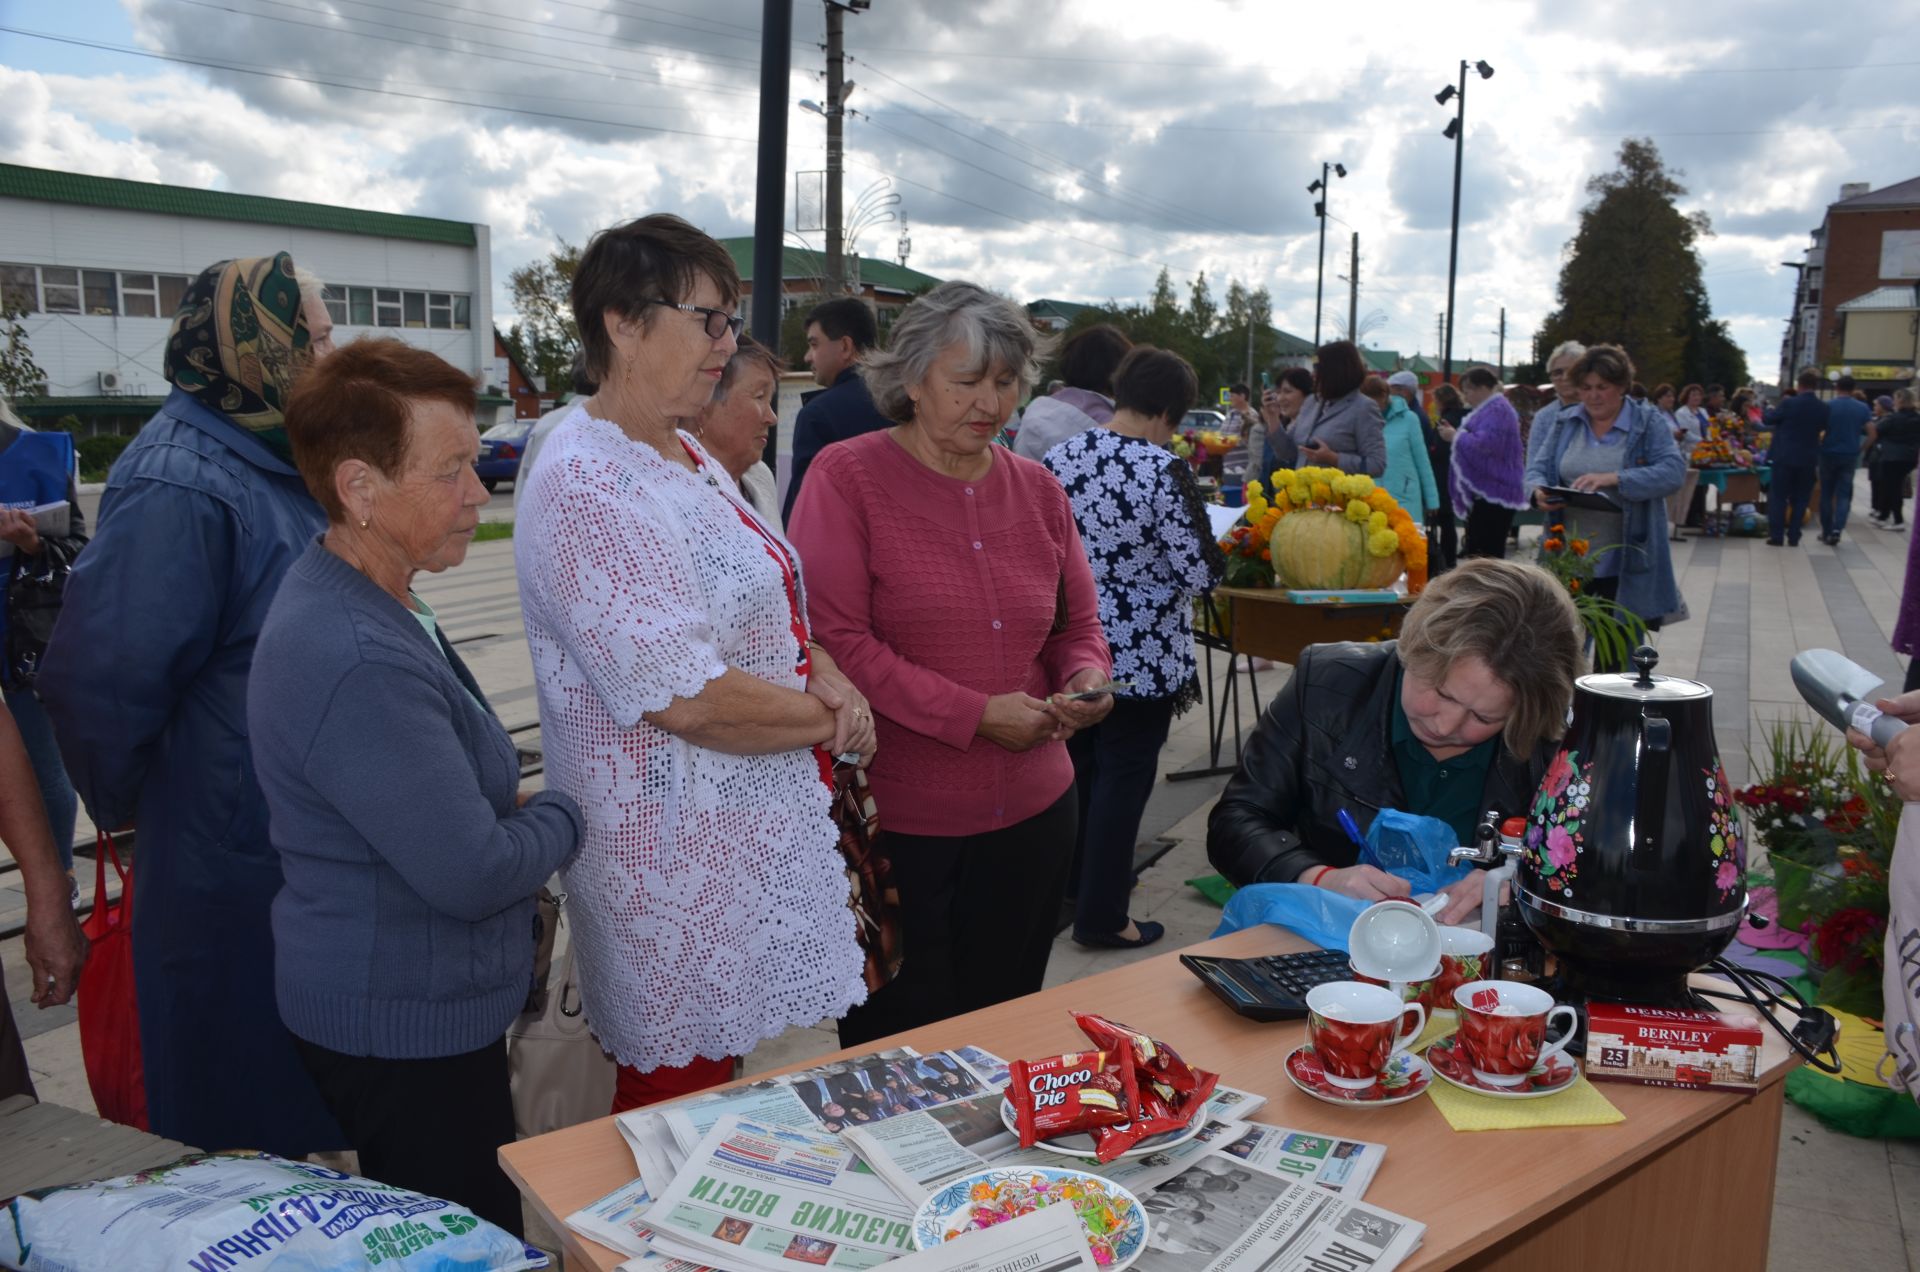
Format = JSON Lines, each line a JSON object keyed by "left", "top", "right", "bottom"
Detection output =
{"left": 1739, "top": 717, "right": 1895, "bottom": 1017}
{"left": 77, "top": 433, "right": 133, "bottom": 480}
{"left": 1535, "top": 520, "right": 1647, "bottom": 671}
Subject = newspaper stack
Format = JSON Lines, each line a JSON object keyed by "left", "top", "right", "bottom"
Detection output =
{"left": 567, "top": 1043, "right": 1427, "bottom": 1272}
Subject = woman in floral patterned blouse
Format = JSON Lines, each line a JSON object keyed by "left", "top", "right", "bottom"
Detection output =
{"left": 1046, "top": 347, "right": 1226, "bottom": 948}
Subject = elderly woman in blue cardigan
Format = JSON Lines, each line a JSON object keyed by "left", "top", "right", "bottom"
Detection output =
{"left": 248, "top": 339, "right": 582, "bottom": 1234}
{"left": 1523, "top": 343, "right": 1687, "bottom": 662}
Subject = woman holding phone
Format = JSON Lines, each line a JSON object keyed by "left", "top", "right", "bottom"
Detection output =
{"left": 789, "top": 281, "right": 1112, "bottom": 1042}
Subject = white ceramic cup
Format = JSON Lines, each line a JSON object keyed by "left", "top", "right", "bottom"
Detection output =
{"left": 1306, "top": 981, "right": 1429, "bottom": 1091}
{"left": 1348, "top": 899, "right": 1443, "bottom": 982}
{"left": 1453, "top": 979, "right": 1578, "bottom": 1088}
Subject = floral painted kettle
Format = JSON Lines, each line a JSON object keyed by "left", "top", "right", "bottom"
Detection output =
{"left": 1517, "top": 647, "right": 1748, "bottom": 1002}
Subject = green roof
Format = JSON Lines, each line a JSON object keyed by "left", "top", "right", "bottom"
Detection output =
{"left": 1362, "top": 348, "right": 1403, "bottom": 371}
{"left": 0, "top": 164, "right": 478, "bottom": 247}
{"left": 718, "top": 238, "right": 942, "bottom": 294}
{"left": 1027, "top": 298, "right": 1094, "bottom": 322}
{"left": 1270, "top": 327, "right": 1315, "bottom": 356}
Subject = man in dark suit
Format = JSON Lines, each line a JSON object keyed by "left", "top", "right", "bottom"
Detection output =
{"left": 781, "top": 297, "right": 890, "bottom": 525}
{"left": 1763, "top": 370, "right": 1830, "bottom": 547}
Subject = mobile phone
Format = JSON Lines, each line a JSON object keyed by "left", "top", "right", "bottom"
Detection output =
{"left": 1062, "top": 680, "right": 1133, "bottom": 701}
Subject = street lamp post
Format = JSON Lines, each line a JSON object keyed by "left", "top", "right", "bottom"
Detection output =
{"left": 1436, "top": 58, "right": 1493, "bottom": 384}
{"left": 1308, "top": 161, "right": 1347, "bottom": 347}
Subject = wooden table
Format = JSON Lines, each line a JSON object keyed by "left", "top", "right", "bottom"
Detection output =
{"left": 501, "top": 925, "right": 1797, "bottom": 1271}
{"left": 1212, "top": 585, "right": 1413, "bottom": 667}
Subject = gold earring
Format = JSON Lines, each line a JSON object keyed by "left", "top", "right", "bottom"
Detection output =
{"left": 359, "top": 517, "right": 369, "bottom": 529}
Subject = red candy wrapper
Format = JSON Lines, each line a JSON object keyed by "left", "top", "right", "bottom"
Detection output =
{"left": 1007, "top": 1051, "right": 1139, "bottom": 1149}
{"left": 1089, "top": 1067, "right": 1221, "bottom": 1162}
{"left": 1072, "top": 1011, "right": 1201, "bottom": 1093}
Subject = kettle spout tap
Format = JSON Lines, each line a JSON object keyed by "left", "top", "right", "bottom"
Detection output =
{"left": 1451, "top": 810, "right": 1522, "bottom": 865}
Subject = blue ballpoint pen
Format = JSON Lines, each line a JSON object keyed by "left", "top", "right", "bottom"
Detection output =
{"left": 1336, "top": 808, "right": 1366, "bottom": 848}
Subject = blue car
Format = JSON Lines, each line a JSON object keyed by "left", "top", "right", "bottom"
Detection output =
{"left": 475, "top": 418, "right": 535, "bottom": 491}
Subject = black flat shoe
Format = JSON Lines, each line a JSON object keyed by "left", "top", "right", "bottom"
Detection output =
{"left": 1073, "top": 920, "right": 1166, "bottom": 949}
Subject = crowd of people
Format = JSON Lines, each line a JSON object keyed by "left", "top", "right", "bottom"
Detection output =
{"left": 3, "top": 208, "right": 1913, "bottom": 1232}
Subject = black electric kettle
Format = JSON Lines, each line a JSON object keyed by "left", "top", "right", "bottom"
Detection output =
{"left": 1517, "top": 646, "right": 1747, "bottom": 1002}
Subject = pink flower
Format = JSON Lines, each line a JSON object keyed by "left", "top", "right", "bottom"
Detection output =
{"left": 1547, "top": 825, "right": 1576, "bottom": 870}
{"left": 1716, "top": 859, "right": 1739, "bottom": 892}
{"left": 1544, "top": 750, "right": 1574, "bottom": 799}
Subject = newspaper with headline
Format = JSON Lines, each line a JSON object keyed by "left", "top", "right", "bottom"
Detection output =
{"left": 640, "top": 1115, "right": 920, "bottom": 1271}
{"left": 1133, "top": 1156, "right": 1423, "bottom": 1272}
{"left": 617, "top": 1048, "right": 994, "bottom": 1198}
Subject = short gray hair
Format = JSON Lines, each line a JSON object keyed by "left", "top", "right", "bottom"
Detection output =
{"left": 862, "top": 281, "right": 1056, "bottom": 424}
{"left": 1547, "top": 340, "right": 1586, "bottom": 367}
{"left": 1896, "top": 388, "right": 1916, "bottom": 411}
{"left": 291, "top": 264, "right": 327, "bottom": 306}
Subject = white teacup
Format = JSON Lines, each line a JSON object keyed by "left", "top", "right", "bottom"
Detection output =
{"left": 1306, "top": 981, "right": 1428, "bottom": 1091}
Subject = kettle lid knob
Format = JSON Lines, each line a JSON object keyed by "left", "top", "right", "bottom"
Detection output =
{"left": 1631, "top": 645, "right": 1659, "bottom": 688}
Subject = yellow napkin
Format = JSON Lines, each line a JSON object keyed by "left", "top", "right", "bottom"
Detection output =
{"left": 1416, "top": 1017, "right": 1626, "bottom": 1131}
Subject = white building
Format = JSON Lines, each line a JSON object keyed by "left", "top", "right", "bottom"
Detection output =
{"left": 0, "top": 163, "right": 494, "bottom": 432}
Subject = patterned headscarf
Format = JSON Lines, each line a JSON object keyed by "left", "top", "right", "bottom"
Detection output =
{"left": 163, "top": 252, "right": 310, "bottom": 460}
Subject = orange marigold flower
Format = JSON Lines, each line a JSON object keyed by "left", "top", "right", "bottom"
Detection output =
{"left": 1259, "top": 548, "right": 1272, "bottom": 561}
{"left": 1543, "top": 538, "right": 1564, "bottom": 552}
{"left": 1571, "top": 539, "right": 1589, "bottom": 556}
{"left": 1568, "top": 578, "right": 1581, "bottom": 593}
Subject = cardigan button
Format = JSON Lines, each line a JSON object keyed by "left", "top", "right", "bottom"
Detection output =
{"left": 973, "top": 541, "right": 982, "bottom": 550}
{"left": 964, "top": 487, "right": 974, "bottom": 495}
{"left": 992, "top": 620, "right": 1002, "bottom": 630}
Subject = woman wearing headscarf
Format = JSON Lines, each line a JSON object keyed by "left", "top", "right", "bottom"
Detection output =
{"left": 38, "top": 252, "right": 343, "bottom": 1154}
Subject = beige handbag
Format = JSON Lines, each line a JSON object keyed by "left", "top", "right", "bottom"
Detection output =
{"left": 506, "top": 889, "right": 616, "bottom": 1138}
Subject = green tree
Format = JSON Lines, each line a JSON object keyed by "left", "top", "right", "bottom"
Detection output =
{"left": 507, "top": 240, "right": 582, "bottom": 393}
{"left": 1535, "top": 138, "right": 1738, "bottom": 390}
{"left": 0, "top": 307, "right": 47, "bottom": 404}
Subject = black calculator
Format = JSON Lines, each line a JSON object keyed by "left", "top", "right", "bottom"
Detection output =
{"left": 1181, "top": 949, "right": 1351, "bottom": 1022}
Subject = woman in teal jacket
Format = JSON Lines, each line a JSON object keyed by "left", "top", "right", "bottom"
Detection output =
{"left": 1367, "top": 375, "right": 1439, "bottom": 521}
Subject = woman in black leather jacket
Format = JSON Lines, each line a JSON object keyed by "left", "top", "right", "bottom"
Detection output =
{"left": 1207, "top": 559, "right": 1583, "bottom": 924}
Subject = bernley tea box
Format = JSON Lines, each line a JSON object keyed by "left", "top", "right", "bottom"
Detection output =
{"left": 1584, "top": 1003, "right": 1764, "bottom": 1093}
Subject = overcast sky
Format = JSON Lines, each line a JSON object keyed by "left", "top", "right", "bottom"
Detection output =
{"left": 4, "top": 0, "right": 1917, "bottom": 376}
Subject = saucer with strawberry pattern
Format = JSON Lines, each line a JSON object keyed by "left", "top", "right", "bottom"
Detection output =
{"left": 1284, "top": 1045, "right": 1431, "bottom": 1107}
{"left": 1425, "top": 1036, "right": 1580, "bottom": 1099}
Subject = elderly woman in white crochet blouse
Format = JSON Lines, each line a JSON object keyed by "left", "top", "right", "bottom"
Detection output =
{"left": 514, "top": 214, "right": 872, "bottom": 1112}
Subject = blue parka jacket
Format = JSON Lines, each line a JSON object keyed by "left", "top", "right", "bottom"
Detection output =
{"left": 1523, "top": 395, "right": 1689, "bottom": 626}
{"left": 39, "top": 388, "right": 342, "bottom": 1154}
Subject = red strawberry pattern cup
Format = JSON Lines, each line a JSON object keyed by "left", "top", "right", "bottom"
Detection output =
{"left": 1305, "top": 981, "right": 1427, "bottom": 1091}
{"left": 1454, "top": 979, "right": 1578, "bottom": 1088}
{"left": 1433, "top": 926, "right": 1494, "bottom": 1006}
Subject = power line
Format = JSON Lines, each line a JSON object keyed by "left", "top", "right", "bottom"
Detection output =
{"left": 159, "top": 0, "right": 763, "bottom": 99}
{"left": 849, "top": 55, "right": 1249, "bottom": 239}
{"left": 1, "top": 26, "right": 770, "bottom": 141}
{"left": 841, "top": 44, "right": 1920, "bottom": 74}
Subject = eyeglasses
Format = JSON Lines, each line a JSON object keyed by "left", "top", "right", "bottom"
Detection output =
{"left": 649, "top": 299, "right": 743, "bottom": 341}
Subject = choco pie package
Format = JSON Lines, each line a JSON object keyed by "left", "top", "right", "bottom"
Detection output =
{"left": 1007, "top": 1050, "right": 1138, "bottom": 1149}
{"left": 1008, "top": 1014, "right": 1221, "bottom": 1162}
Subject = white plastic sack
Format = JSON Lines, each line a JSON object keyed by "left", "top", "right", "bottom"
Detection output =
{"left": 0, "top": 1152, "right": 546, "bottom": 1271}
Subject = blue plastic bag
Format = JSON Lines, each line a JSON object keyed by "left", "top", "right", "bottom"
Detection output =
{"left": 1213, "top": 883, "right": 1370, "bottom": 949}
{"left": 1361, "top": 809, "right": 1476, "bottom": 900}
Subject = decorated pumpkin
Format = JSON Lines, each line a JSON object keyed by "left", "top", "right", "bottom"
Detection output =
{"left": 1221, "top": 467, "right": 1429, "bottom": 594}
{"left": 1271, "top": 508, "right": 1404, "bottom": 590}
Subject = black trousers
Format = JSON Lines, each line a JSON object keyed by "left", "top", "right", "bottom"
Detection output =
{"left": 1768, "top": 463, "right": 1816, "bottom": 545}
{"left": 1067, "top": 695, "right": 1177, "bottom": 938}
{"left": 1874, "top": 459, "right": 1916, "bottom": 524}
{"left": 839, "top": 788, "right": 1076, "bottom": 1047}
{"left": 293, "top": 1035, "right": 523, "bottom": 1238}
{"left": 1906, "top": 656, "right": 1920, "bottom": 695}
{"left": 1462, "top": 500, "right": 1515, "bottom": 559}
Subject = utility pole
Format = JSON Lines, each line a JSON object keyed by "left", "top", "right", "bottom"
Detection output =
{"left": 823, "top": 2, "right": 847, "bottom": 295}
{"left": 1244, "top": 317, "right": 1254, "bottom": 390}
{"left": 1435, "top": 311, "right": 1446, "bottom": 357}
{"left": 1494, "top": 306, "right": 1507, "bottom": 377}
{"left": 1435, "top": 57, "right": 1492, "bottom": 384}
{"left": 1308, "top": 161, "right": 1345, "bottom": 347}
{"left": 750, "top": 0, "right": 791, "bottom": 456}
{"left": 1348, "top": 232, "right": 1359, "bottom": 346}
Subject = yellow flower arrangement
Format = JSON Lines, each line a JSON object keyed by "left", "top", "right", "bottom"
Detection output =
{"left": 1224, "top": 466, "right": 1428, "bottom": 594}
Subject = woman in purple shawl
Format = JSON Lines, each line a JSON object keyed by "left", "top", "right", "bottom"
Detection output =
{"left": 1445, "top": 367, "right": 1528, "bottom": 558}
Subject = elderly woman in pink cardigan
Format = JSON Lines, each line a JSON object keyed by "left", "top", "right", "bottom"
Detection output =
{"left": 789, "top": 281, "right": 1113, "bottom": 1046}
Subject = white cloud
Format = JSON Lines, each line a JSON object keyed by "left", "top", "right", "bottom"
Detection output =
{"left": 2, "top": 0, "right": 1915, "bottom": 375}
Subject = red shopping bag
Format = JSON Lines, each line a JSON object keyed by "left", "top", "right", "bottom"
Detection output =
{"left": 77, "top": 831, "right": 147, "bottom": 1129}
